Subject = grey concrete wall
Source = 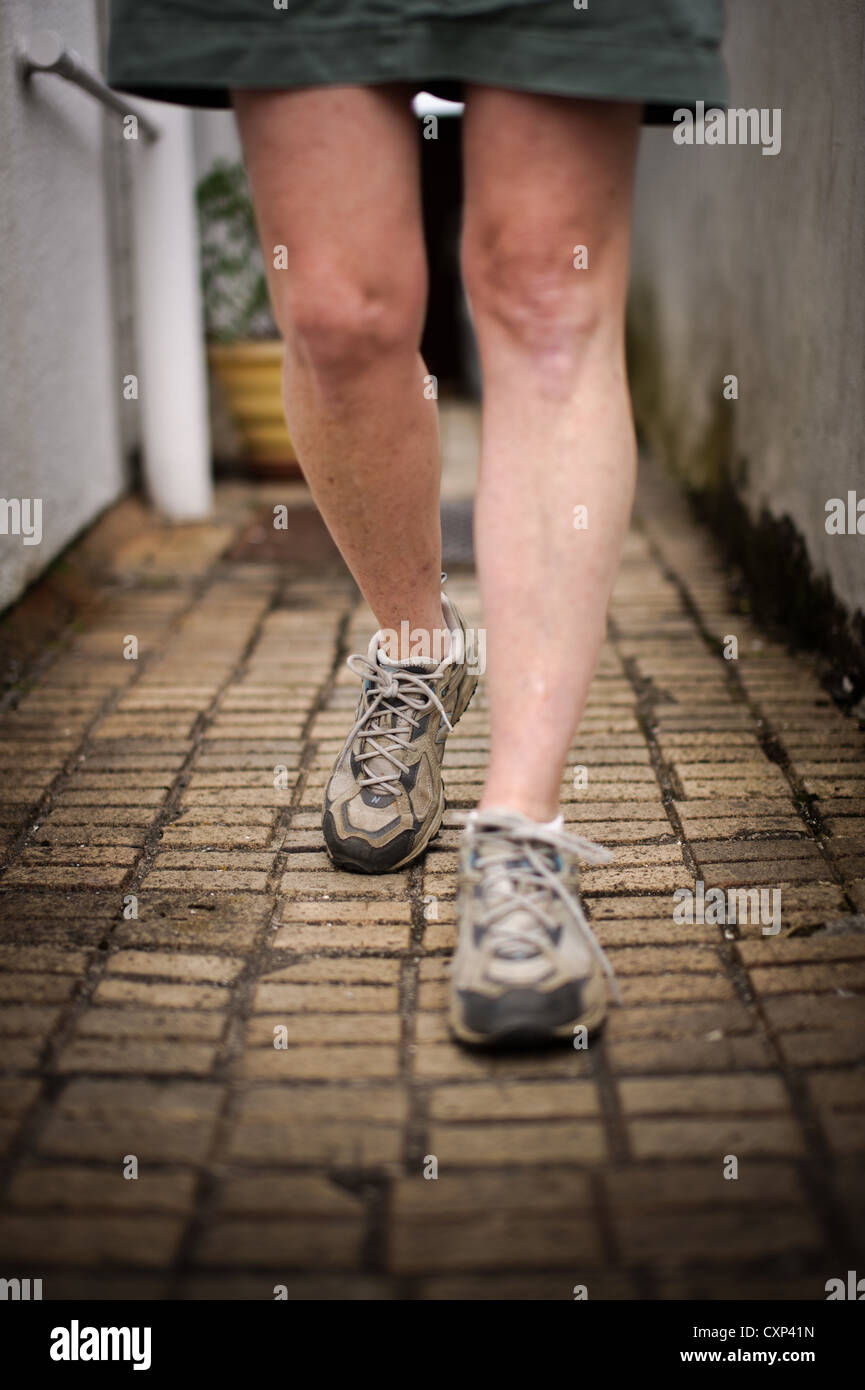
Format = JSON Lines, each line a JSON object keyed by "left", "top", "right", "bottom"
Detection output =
{"left": 0, "top": 0, "right": 127, "bottom": 611}
{"left": 630, "top": 0, "right": 865, "bottom": 625}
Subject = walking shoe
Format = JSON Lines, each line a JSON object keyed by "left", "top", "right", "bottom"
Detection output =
{"left": 322, "top": 592, "right": 478, "bottom": 873}
{"left": 450, "top": 807, "right": 617, "bottom": 1045}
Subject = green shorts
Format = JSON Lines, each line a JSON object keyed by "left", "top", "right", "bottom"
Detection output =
{"left": 107, "top": 0, "right": 727, "bottom": 124}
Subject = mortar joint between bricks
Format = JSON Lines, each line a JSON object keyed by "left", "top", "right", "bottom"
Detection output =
{"left": 633, "top": 515, "right": 863, "bottom": 1254}
{"left": 267, "top": 601, "right": 356, "bottom": 861}
{"left": 0, "top": 1071, "right": 67, "bottom": 1205}
{"left": 749, "top": 1009, "right": 858, "bottom": 1262}
{"left": 609, "top": 566, "right": 823, "bottom": 1119}
{"left": 589, "top": 1163, "right": 623, "bottom": 1267}
{"left": 588, "top": 1033, "right": 632, "bottom": 1165}
{"left": 793, "top": 1151, "right": 863, "bottom": 1272}
{"left": 637, "top": 521, "right": 858, "bottom": 902}
{"left": 0, "top": 643, "right": 158, "bottom": 880}
{"left": 178, "top": 589, "right": 361, "bottom": 1241}
{"left": 164, "top": 1166, "right": 223, "bottom": 1297}
{"left": 3, "top": 565, "right": 243, "bottom": 892}
{"left": 608, "top": 618, "right": 699, "bottom": 881}
{"left": 0, "top": 571, "right": 255, "bottom": 1201}
{"left": 0, "top": 573, "right": 283, "bottom": 1218}
{"left": 398, "top": 861, "right": 430, "bottom": 1169}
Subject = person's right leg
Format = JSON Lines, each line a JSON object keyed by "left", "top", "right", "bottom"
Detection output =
{"left": 232, "top": 84, "right": 444, "bottom": 655}
{"left": 233, "top": 85, "right": 478, "bottom": 872}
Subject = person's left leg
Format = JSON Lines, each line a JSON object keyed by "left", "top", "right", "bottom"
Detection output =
{"left": 461, "top": 90, "right": 642, "bottom": 822}
{"left": 451, "top": 90, "right": 641, "bottom": 1045}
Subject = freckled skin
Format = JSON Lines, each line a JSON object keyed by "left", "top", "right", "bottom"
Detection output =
{"left": 233, "top": 85, "right": 640, "bottom": 818}
{"left": 234, "top": 83, "right": 445, "bottom": 654}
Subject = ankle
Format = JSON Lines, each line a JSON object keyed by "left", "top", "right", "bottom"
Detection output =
{"left": 377, "top": 608, "right": 448, "bottom": 662}
{"left": 477, "top": 792, "right": 561, "bottom": 825}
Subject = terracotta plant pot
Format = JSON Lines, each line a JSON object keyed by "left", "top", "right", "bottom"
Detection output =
{"left": 207, "top": 340, "right": 301, "bottom": 478}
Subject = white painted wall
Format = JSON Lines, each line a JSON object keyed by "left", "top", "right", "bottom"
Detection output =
{"left": 0, "top": 0, "right": 126, "bottom": 611}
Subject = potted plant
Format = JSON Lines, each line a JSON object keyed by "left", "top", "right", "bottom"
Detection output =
{"left": 196, "top": 159, "right": 299, "bottom": 477}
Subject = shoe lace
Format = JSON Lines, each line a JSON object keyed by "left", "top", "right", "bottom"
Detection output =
{"left": 343, "top": 653, "right": 453, "bottom": 798}
{"left": 461, "top": 811, "right": 621, "bottom": 1005}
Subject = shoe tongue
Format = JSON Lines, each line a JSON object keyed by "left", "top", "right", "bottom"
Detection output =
{"left": 470, "top": 819, "right": 566, "bottom": 956}
{"left": 378, "top": 651, "right": 437, "bottom": 674}
{"left": 487, "top": 891, "right": 547, "bottom": 958}
{"left": 480, "top": 837, "right": 559, "bottom": 926}
{"left": 486, "top": 882, "right": 554, "bottom": 960}
{"left": 355, "top": 648, "right": 433, "bottom": 795}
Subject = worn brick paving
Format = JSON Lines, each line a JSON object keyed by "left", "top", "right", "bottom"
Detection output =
{"left": 0, "top": 409, "right": 863, "bottom": 1300}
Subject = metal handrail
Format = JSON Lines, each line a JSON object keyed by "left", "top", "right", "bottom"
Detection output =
{"left": 17, "top": 30, "right": 161, "bottom": 142}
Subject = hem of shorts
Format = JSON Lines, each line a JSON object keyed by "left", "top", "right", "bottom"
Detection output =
{"left": 107, "top": 20, "right": 728, "bottom": 116}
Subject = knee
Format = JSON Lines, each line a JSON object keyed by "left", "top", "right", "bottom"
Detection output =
{"left": 277, "top": 273, "right": 423, "bottom": 391}
{"left": 462, "top": 225, "right": 611, "bottom": 379}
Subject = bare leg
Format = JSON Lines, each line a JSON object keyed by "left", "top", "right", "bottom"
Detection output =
{"left": 461, "top": 91, "right": 642, "bottom": 821}
{"left": 232, "top": 85, "right": 444, "bottom": 656}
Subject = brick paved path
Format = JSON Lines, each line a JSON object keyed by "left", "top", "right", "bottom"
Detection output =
{"left": 1, "top": 409, "right": 863, "bottom": 1300}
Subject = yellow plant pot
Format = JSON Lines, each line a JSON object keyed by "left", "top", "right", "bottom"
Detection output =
{"left": 207, "top": 340, "right": 300, "bottom": 477}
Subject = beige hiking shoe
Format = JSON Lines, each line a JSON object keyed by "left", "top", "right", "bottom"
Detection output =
{"left": 322, "top": 592, "right": 478, "bottom": 873}
{"left": 450, "top": 807, "right": 617, "bottom": 1045}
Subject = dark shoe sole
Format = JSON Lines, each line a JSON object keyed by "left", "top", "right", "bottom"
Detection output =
{"left": 450, "top": 977, "right": 607, "bottom": 1048}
